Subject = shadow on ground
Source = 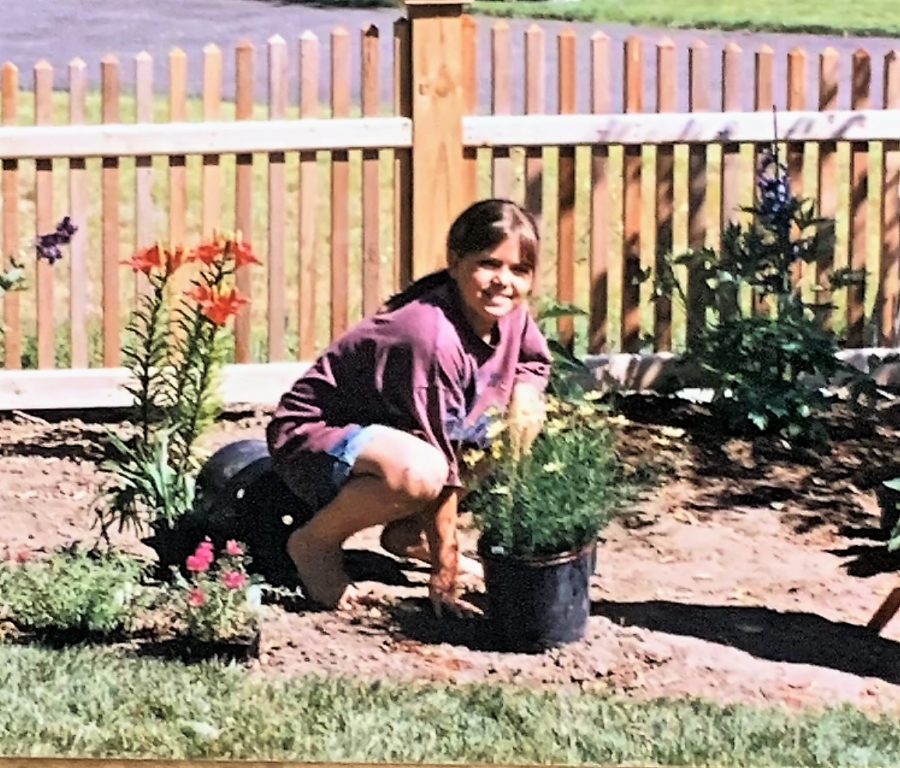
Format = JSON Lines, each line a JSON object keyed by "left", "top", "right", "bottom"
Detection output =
{"left": 385, "top": 591, "right": 502, "bottom": 652}
{"left": 593, "top": 598, "right": 900, "bottom": 685}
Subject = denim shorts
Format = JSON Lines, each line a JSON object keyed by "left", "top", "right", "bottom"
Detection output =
{"left": 276, "top": 424, "right": 394, "bottom": 512}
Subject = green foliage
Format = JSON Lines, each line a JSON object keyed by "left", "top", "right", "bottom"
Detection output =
{"left": 535, "top": 298, "right": 593, "bottom": 401}
{"left": 171, "top": 539, "right": 264, "bottom": 643}
{"left": 655, "top": 147, "right": 863, "bottom": 443}
{"left": 465, "top": 398, "right": 628, "bottom": 558}
{"left": 97, "top": 237, "right": 254, "bottom": 539}
{"left": 0, "top": 548, "right": 149, "bottom": 637}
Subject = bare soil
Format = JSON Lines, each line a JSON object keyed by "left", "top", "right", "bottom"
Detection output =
{"left": 5, "top": 398, "right": 900, "bottom": 711}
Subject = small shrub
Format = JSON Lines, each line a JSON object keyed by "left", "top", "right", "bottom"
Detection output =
{"left": 655, "top": 145, "right": 865, "bottom": 443}
{"left": 172, "top": 538, "right": 264, "bottom": 643}
{"left": 0, "top": 547, "right": 149, "bottom": 637}
{"left": 464, "top": 397, "right": 629, "bottom": 558}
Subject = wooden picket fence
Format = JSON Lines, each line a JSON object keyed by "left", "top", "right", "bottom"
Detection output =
{"left": 1, "top": 0, "right": 900, "bottom": 401}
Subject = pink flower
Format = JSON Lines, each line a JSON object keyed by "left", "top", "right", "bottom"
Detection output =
{"left": 187, "top": 587, "right": 206, "bottom": 607}
{"left": 15, "top": 549, "right": 30, "bottom": 563}
{"left": 198, "top": 538, "right": 214, "bottom": 552}
{"left": 224, "top": 540, "right": 243, "bottom": 557}
{"left": 221, "top": 570, "right": 247, "bottom": 590}
{"left": 186, "top": 554, "right": 210, "bottom": 573}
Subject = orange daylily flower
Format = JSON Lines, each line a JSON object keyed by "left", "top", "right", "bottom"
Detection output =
{"left": 187, "top": 284, "right": 249, "bottom": 325}
{"left": 124, "top": 244, "right": 164, "bottom": 275}
{"left": 190, "top": 241, "right": 225, "bottom": 266}
{"left": 230, "top": 238, "right": 261, "bottom": 269}
{"left": 123, "top": 243, "right": 188, "bottom": 277}
{"left": 189, "top": 231, "right": 261, "bottom": 269}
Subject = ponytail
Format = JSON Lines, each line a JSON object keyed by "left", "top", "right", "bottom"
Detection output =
{"left": 379, "top": 269, "right": 454, "bottom": 313}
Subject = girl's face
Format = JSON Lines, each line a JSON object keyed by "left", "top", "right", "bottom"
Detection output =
{"left": 449, "top": 236, "right": 534, "bottom": 340}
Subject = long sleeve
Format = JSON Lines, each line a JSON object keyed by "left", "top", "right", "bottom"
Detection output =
{"left": 514, "top": 311, "right": 552, "bottom": 392}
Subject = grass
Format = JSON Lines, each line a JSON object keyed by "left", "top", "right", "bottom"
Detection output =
{"left": 0, "top": 643, "right": 898, "bottom": 763}
{"left": 469, "top": 0, "right": 900, "bottom": 38}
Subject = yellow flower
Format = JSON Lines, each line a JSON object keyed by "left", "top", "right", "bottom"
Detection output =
{"left": 461, "top": 447, "right": 485, "bottom": 468}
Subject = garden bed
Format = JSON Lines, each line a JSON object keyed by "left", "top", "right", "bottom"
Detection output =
{"left": 3, "top": 399, "right": 900, "bottom": 710}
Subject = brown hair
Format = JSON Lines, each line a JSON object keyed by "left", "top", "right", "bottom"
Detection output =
{"left": 381, "top": 199, "right": 539, "bottom": 312}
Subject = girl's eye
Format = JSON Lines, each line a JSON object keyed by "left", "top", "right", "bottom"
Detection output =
{"left": 479, "top": 259, "right": 502, "bottom": 269}
{"left": 511, "top": 265, "right": 532, "bottom": 277}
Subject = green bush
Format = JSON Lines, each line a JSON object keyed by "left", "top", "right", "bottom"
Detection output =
{"left": 0, "top": 548, "right": 149, "bottom": 637}
{"left": 656, "top": 146, "right": 866, "bottom": 443}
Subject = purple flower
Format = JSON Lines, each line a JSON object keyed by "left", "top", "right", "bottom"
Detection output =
{"left": 35, "top": 216, "right": 78, "bottom": 265}
{"left": 756, "top": 150, "right": 793, "bottom": 231}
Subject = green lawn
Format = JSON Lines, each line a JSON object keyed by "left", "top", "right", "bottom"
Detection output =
{"left": 0, "top": 643, "right": 898, "bottom": 763}
{"left": 470, "top": 0, "right": 900, "bottom": 37}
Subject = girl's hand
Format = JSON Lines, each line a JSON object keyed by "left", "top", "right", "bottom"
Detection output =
{"left": 507, "top": 382, "right": 546, "bottom": 457}
{"left": 429, "top": 570, "right": 483, "bottom": 618}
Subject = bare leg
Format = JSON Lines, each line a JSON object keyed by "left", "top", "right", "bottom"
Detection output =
{"left": 286, "top": 430, "right": 449, "bottom": 608}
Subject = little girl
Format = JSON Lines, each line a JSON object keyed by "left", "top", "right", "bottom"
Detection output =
{"left": 266, "top": 198, "right": 552, "bottom": 616}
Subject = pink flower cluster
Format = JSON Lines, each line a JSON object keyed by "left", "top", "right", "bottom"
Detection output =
{"left": 183, "top": 538, "right": 249, "bottom": 610}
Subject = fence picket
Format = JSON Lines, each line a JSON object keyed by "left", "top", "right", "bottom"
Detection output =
{"left": 817, "top": 47, "right": 840, "bottom": 327}
{"left": 848, "top": 49, "right": 871, "bottom": 346}
{"left": 880, "top": 51, "right": 900, "bottom": 345}
{"left": 556, "top": 29, "right": 577, "bottom": 349}
{"left": 202, "top": 44, "right": 223, "bottom": 240}
{"left": 787, "top": 48, "right": 807, "bottom": 287}
{"left": 460, "top": 16, "right": 478, "bottom": 207}
{"left": 331, "top": 28, "right": 351, "bottom": 338}
{"left": 1, "top": 64, "right": 20, "bottom": 369}
{"left": 101, "top": 55, "right": 121, "bottom": 367}
{"left": 393, "top": 19, "right": 413, "bottom": 294}
{"left": 654, "top": 38, "right": 676, "bottom": 352}
{"left": 34, "top": 61, "right": 54, "bottom": 369}
{"left": 267, "top": 35, "right": 288, "bottom": 362}
{"left": 491, "top": 22, "right": 512, "bottom": 199}
{"left": 168, "top": 49, "right": 187, "bottom": 249}
{"left": 753, "top": 45, "right": 775, "bottom": 317}
{"left": 298, "top": 31, "right": 320, "bottom": 359}
{"left": 134, "top": 51, "right": 154, "bottom": 301}
{"left": 524, "top": 25, "right": 545, "bottom": 231}
{"left": 68, "top": 58, "right": 89, "bottom": 368}
{"left": 361, "top": 24, "right": 381, "bottom": 317}
{"left": 621, "top": 36, "right": 643, "bottom": 353}
{"left": 685, "top": 42, "right": 710, "bottom": 344}
{"left": 234, "top": 40, "right": 254, "bottom": 363}
{"left": 588, "top": 31, "right": 609, "bottom": 353}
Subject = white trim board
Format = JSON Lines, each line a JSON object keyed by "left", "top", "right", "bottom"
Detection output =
{"left": 1, "top": 349, "right": 899, "bottom": 413}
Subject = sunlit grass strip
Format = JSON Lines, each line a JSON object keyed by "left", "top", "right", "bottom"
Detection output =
{"left": 471, "top": 0, "right": 900, "bottom": 38}
{"left": 0, "top": 643, "right": 898, "bottom": 763}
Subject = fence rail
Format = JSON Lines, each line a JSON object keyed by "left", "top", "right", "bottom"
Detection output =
{"left": 0, "top": 0, "right": 899, "bottom": 409}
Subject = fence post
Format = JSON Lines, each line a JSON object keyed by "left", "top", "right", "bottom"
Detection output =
{"left": 403, "top": 0, "right": 470, "bottom": 280}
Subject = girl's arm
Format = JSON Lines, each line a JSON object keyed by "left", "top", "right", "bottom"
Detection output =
{"left": 423, "top": 486, "right": 462, "bottom": 617}
{"left": 508, "top": 311, "right": 553, "bottom": 455}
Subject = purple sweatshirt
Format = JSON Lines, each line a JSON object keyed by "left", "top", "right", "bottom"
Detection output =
{"left": 266, "top": 278, "right": 552, "bottom": 487}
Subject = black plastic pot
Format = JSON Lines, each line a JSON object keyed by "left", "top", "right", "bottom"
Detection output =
{"left": 144, "top": 439, "right": 315, "bottom": 586}
{"left": 480, "top": 540, "right": 597, "bottom": 653}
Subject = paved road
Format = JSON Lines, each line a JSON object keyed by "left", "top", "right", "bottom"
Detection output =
{"left": 3, "top": 0, "right": 900, "bottom": 113}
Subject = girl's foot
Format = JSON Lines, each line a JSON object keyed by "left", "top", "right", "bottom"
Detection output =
{"left": 286, "top": 527, "right": 353, "bottom": 609}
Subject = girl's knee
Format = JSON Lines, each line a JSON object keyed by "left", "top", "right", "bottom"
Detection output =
{"left": 396, "top": 447, "right": 449, "bottom": 502}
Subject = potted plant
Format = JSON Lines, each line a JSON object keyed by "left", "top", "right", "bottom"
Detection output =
{"left": 463, "top": 398, "right": 627, "bottom": 653}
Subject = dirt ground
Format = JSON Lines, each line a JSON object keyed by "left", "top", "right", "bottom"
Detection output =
{"left": 5, "top": 397, "right": 900, "bottom": 711}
